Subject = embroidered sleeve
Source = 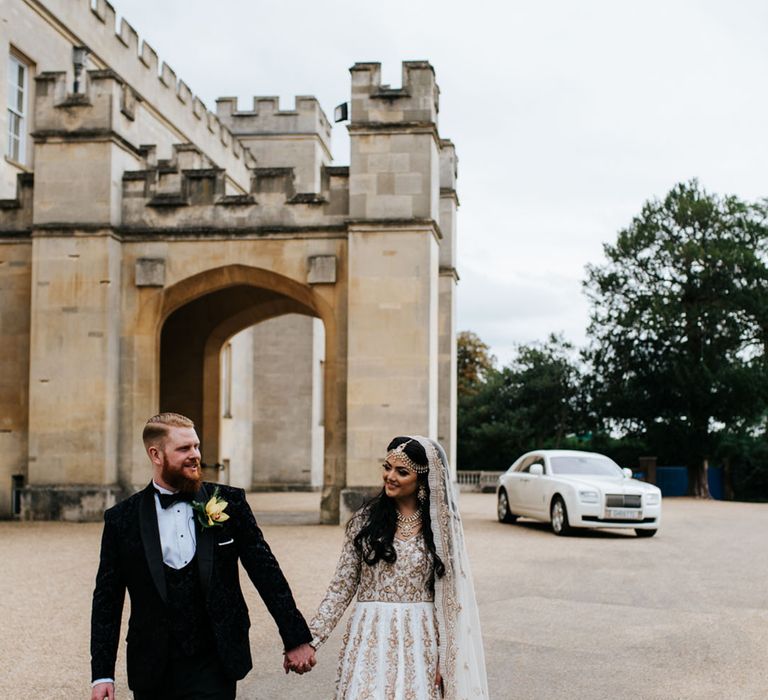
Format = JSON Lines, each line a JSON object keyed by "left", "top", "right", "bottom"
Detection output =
{"left": 308, "top": 516, "right": 363, "bottom": 648}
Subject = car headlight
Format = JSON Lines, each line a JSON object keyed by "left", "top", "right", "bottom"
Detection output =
{"left": 645, "top": 492, "right": 660, "bottom": 505}
{"left": 578, "top": 490, "right": 600, "bottom": 504}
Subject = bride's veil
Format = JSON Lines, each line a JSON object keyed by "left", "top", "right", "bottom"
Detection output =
{"left": 413, "top": 436, "right": 489, "bottom": 699}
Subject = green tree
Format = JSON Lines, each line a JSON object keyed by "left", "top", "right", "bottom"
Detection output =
{"left": 507, "top": 335, "right": 580, "bottom": 447}
{"left": 716, "top": 426, "right": 768, "bottom": 502}
{"left": 457, "top": 334, "right": 580, "bottom": 470}
{"left": 457, "top": 330, "right": 496, "bottom": 397}
{"left": 584, "top": 181, "right": 768, "bottom": 497}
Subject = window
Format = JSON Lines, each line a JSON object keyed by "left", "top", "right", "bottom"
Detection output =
{"left": 517, "top": 455, "right": 543, "bottom": 473}
{"left": 7, "top": 54, "right": 29, "bottom": 164}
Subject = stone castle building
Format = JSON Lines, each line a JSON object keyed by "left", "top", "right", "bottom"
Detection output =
{"left": 0, "top": 0, "right": 459, "bottom": 523}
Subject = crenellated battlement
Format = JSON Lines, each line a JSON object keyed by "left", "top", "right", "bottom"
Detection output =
{"left": 216, "top": 95, "right": 332, "bottom": 147}
{"left": 34, "top": 0, "right": 255, "bottom": 188}
{"left": 217, "top": 95, "right": 333, "bottom": 194}
{"left": 34, "top": 70, "right": 136, "bottom": 137}
{"left": 350, "top": 61, "right": 439, "bottom": 126}
{"left": 31, "top": 67, "right": 254, "bottom": 175}
{"left": 121, "top": 160, "right": 349, "bottom": 232}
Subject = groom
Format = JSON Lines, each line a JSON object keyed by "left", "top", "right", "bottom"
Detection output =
{"left": 90, "top": 412, "right": 315, "bottom": 699}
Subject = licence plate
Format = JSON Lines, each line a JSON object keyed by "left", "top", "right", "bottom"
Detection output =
{"left": 605, "top": 508, "right": 643, "bottom": 520}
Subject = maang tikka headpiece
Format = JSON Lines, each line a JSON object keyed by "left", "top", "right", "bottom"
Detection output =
{"left": 386, "top": 440, "right": 429, "bottom": 474}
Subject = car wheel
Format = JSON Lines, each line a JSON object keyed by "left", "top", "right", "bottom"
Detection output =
{"left": 550, "top": 496, "right": 572, "bottom": 536}
{"left": 497, "top": 489, "right": 517, "bottom": 523}
{"left": 635, "top": 528, "right": 657, "bottom": 538}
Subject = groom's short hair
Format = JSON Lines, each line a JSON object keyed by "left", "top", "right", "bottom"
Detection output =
{"left": 142, "top": 412, "right": 195, "bottom": 449}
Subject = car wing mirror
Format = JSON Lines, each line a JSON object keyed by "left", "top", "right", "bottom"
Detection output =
{"left": 530, "top": 464, "right": 544, "bottom": 476}
{"left": 622, "top": 468, "right": 632, "bottom": 478}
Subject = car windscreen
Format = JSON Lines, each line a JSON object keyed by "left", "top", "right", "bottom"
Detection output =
{"left": 549, "top": 456, "right": 622, "bottom": 476}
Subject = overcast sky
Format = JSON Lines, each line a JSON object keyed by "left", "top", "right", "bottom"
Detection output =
{"left": 115, "top": 0, "right": 768, "bottom": 365}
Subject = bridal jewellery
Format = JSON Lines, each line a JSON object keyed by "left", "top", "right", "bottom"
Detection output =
{"left": 386, "top": 440, "right": 429, "bottom": 474}
{"left": 396, "top": 510, "right": 422, "bottom": 538}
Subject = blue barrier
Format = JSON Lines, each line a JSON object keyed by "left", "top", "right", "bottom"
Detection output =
{"left": 709, "top": 466, "right": 724, "bottom": 500}
{"left": 655, "top": 465, "right": 723, "bottom": 499}
{"left": 656, "top": 466, "right": 687, "bottom": 496}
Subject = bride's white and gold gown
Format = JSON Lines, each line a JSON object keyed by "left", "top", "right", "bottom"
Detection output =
{"left": 309, "top": 437, "right": 489, "bottom": 700}
{"left": 309, "top": 515, "right": 440, "bottom": 699}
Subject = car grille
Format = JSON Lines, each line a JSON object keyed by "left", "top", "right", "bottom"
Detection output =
{"left": 583, "top": 516, "right": 656, "bottom": 524}
{"left": 605, "top": 494, "right": 642, "bottom": 508}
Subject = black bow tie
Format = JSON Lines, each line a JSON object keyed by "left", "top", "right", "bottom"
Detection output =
{"left": 155, "top": 488, "right": 194, "bottom": 509}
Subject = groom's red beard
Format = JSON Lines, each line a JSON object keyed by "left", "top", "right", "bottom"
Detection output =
{"left": 161, "top": 454, "right": 202, "bottom": 494}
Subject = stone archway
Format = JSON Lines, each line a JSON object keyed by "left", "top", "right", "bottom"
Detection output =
{"left": 157, "top": 265, "right": 345, "bottom": 523}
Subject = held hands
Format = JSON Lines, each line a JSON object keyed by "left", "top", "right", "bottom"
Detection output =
{"left": 90, "top": 682, "right": 114, "bottom": 700}
{"left": 283, "top": 642, "right": 317, "bottom": 675}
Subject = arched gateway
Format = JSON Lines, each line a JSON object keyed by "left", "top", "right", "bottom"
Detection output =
{"left": 155, "top": 264, "right": 345, "bottom": 521}
{"left": 0, "top": 2, "right": 458, "bottom": 523}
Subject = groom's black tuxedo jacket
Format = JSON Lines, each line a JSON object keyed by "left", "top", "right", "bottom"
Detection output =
{"left": 90, "top": 482, "right": 311, "bottom": 690}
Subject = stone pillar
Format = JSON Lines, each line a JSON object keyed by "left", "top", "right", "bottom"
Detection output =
{"left": 310, "top": 317, "right": 326, "bottom": 489}
{"left": 218, "top": 327, "right": 254, "bottom": 489}
{"left": 22, "top": 70, "right": 141, "bottom": 519}
{"left": 0, "top": 247, "right": 31, "bottom": 518}
{"left": 343, "top": 62, "right": 442, "bottom": 517}
{"left": 0, "top": 174, "right": 33, "bottom": 516}
{"left": 438, "top": 140, "right": 458, "bottom": 476}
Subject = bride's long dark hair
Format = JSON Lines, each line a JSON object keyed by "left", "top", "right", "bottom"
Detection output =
{"left": 352, "top": 436, "right": 445, "bottom": 582}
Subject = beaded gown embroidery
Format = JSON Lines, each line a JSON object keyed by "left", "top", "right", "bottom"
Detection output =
{"left": 309, "top": 516, "right": 440, "bottom": 700}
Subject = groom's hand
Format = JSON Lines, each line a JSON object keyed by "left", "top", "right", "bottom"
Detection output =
{"left": 283, "top": 643, "right": 316, "bottom": 674}
{"left": 91, "top": 681, "right": 114, "bottom": 700}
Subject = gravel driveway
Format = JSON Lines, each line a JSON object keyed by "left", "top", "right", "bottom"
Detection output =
{"left": 2, "top": 494, "right": 766, "bottom": 699}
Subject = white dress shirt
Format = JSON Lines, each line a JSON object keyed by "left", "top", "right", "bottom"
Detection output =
{"left": 152, "top": 480, "right": 197, "bottom": 569}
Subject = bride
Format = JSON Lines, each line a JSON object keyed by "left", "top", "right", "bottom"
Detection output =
{"left": 308, "top": 436, "right": 488, "bottom": 699}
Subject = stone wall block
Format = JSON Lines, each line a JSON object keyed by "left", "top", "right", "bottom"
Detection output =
{"left": 118, "top": 18, "right": 139, "bottom": 53}
{"left": 159, "top": 62, "right": 176, "bottom": 88}
{"left": 90, "top": 0, "right": 115, "bottom": 26}
{"left": 21, "top": 485, "right": 123, "bottom": 522}
{"left": 135, "top": 258, "right": 165, "bottom": 287}
{"left": 308, "top": 255, "right": 337, "bottom": 284}
{"left": 139, "top": 41, "right": 158, "bottom": 74}
{"left": 177, "top": 80, "right": 191, "bottom": 105}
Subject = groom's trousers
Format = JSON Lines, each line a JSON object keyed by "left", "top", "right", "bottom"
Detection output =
{"left": 132, "top": 649, "right": 235, "bottom": 700}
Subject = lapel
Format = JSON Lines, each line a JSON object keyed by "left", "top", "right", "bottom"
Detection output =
{"left": 195, "top": 482, "right": 214, "bottom": 600}
{"left": 139, "top": 483, "right": 167, "bottom": 604}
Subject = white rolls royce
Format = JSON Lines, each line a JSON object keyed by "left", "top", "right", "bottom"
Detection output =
{"left": 496, "top": 450, "right": 662, "bottom": 537}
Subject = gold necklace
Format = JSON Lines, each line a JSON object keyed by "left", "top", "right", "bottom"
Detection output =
{"left": 396, "top": 510, "right": 422, "bottom": 538}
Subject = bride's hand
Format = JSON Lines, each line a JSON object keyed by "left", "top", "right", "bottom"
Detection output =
{"left": 284, "top": 643, "right": 317, "bottom": 674}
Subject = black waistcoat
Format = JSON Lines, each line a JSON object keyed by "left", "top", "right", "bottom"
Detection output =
{"left": 164, "top": 557, "right": 214, "bottom": 658}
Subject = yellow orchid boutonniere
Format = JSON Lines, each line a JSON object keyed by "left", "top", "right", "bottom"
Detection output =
{"left": 192, "top": 487, "right": 230, "bottom": 529}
